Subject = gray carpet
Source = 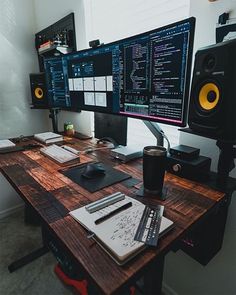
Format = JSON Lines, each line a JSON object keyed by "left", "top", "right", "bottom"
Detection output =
{"left": 0, "top": 210, "right": 75, "bottom": 295}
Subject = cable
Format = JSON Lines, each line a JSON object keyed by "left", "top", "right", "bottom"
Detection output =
{"left": 82, "top": 144, "right": 115, "bottom": 154}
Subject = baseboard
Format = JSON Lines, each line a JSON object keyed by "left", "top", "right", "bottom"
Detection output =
{"left": 163, "top": 282, "right": 179, "bottom": 295}
{"left": 0, "top": 204, "right": 24, "bottom": 219}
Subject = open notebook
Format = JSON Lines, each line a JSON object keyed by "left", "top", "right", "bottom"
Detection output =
{"left": 70, "top": 195, "right": 173, "bottom": 265}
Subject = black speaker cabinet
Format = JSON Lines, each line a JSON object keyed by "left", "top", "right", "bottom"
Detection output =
{"left": 29, "top": 73, "right": 48, "bottom": 107}
{"left": 188, "top": 39, "right": 236, "bottom": 142}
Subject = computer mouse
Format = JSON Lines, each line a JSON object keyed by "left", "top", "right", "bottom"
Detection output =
{"left": 82, "top": 163, "right": 106, "bottom": 179}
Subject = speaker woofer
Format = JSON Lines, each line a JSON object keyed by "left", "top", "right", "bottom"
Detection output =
{"left": 198, "top": 82, "right": 220, "bottom": 111}
{"left": 34, "top": 87, "right": 44, "bottom": 99}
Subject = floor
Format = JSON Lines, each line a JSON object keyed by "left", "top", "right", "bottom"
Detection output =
{"left": 0, "top": 210, "right": 76, "bottom": 295}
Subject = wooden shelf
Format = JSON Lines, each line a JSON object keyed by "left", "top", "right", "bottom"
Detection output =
{"left": 180, "top": 128, "right": 236, "bottom": 144}
{"left": 38, "top": 45, "right": 73, "bottom": 56}
{"left": 179, "top": 127, "right": 218, "bottom": 140}
{"left": 30, "top": 105, "right": 50, "bottom": 110}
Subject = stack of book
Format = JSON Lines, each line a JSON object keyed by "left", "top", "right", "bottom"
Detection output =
{"left": 38, "top": 41, "right": 53, "bottom": 53}
{"left": 0, "top": 139, "right": 16, "bottom": 151}
{"left": 34, "top": 132, "right": 63, "bottom": 144}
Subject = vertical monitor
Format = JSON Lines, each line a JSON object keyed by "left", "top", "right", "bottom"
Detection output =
{"left": 44, "top": 17, "right": 195, "bottom": 127}
{"left": 94, "top": 113, "right": 128, "bottom": 146}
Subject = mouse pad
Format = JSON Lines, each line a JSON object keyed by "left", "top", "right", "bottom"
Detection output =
{"left": 61, "top": 162, "right": 131, "bottom": 193}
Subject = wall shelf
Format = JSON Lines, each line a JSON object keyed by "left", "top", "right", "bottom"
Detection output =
{"left": 35, "top": 13, "right": 76, "bottom": 71}
{"left": 38, "top": 44, "right": 73, "bottom": 57}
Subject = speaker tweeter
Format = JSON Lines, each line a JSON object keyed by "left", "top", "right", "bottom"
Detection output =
{"left": 203, "top": 54, "right": 216, "bottom": 72}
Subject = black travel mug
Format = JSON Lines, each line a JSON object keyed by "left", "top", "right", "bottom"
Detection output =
{"left": 143, "top": 146, "right": 167, "bottom": 196}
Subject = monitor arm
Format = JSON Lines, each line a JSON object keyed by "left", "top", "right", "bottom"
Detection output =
{"left": 49, "top": 108, "right": 60, "bottom": 133}
{"left": 216, "top": 140, "right": 236, "bottom": 187}
{"left": 143, "top": 120, "right": 170, "bottom": 151}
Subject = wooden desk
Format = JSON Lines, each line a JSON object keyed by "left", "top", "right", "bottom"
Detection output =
{"left": 0, "top": 137, "right": 231, "bottom": 294}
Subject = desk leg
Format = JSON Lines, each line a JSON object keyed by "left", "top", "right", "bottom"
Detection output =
{"left": 143, "top": 255, "right": 165, "bottom": 295}
{"left": 8, "top": 246, "right": 49, "bottom": 273}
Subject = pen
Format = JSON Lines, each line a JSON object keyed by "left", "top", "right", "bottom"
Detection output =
{"left": 94, "top": 202, "right": 132, "bottom": 225}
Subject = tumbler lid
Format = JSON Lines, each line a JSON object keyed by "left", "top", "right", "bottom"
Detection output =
{"left": 143, "top": 146, "right": 167, "bottom": 156}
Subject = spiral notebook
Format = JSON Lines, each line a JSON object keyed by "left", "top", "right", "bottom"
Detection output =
{"left": 70, "top": 195, "right": 173, "bottom": 265}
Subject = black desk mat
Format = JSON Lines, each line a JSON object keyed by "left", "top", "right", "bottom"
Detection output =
{"left": 61, "top": 163, "right": 131, "bottom": 193}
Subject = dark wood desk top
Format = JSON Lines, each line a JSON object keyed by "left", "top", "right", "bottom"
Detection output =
{"left": 0, "top": 137, "right": 226, "bottom": 294}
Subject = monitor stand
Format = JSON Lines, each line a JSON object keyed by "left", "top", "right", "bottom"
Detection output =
{"left": 49, "top": 108, "right": 60, "bottom": 133}
{"left": 216, "top": 140, "right": 236, "bottom": 188}
{"left": 142, "top": 120, "right": 170, "bottom": 150}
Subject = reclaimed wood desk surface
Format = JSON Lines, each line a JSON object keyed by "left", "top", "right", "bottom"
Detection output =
{"left": 0, "top": 137, "right": 226, "bottom": 294}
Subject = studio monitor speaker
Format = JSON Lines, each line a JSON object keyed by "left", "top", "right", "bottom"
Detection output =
{"left": 29, "top": 73, "right": 48, "bottom": 107}
{"left": 188, "top": 39, "right": 236, "bottom": 142}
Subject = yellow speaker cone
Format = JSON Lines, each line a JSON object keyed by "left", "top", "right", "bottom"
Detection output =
{"left": 199, "top": 83, "right": 220, "bottom": 111}
{"left": 35, "top": 87, "right": 44, "bottom": 99}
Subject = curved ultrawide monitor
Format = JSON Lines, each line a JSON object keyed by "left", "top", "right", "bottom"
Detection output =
{"left": 44, "top": 17, "right": 195, "bottom": 127}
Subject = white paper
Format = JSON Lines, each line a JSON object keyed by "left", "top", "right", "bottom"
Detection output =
{"left": 95, "top": 92, "right": 107, "bottom": 107}
{"left": 84, "top": 92, "right": 95, "bottom": 105}
{"left": 94, "top": 76, "right": 106, "bottom": 91}
{"left": 83, "top": 77, "right": 94, "bottom": 91}
{"left": 0, "top": 139, "right": 15, "bottom": 149}
{"left": 73, "top": 78, "right": 83, "bottom": 91}
{"left": 106, "top": 76, "right": 113, "bottom": 91}
{"left": 68, "top": 79, "right": 74, "bottom": 91}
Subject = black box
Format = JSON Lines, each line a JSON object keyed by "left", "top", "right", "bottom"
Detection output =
{"left": 166, "top": 154, "right": 211, "bottom": 181}
{"left": 169, "top": 145, "right": 200, "bottom": 160}
{"left": 179, "top": 198, "right": 229, "bottom": 265}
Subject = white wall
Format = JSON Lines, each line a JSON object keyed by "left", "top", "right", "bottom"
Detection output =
{"left": 0, "top": 0, "right": 50, "bottom": 139}
{"left": 164, "top": 1, "right": 236, "bottom": 294}
{"left": 85, "top": 0, "right": 190, "bottom": 43}
{"left": 0, "top": 0, "right": 51, "bottom": 217}
{"left": 33, "top": 0, "right": 91, "bottom": 136}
